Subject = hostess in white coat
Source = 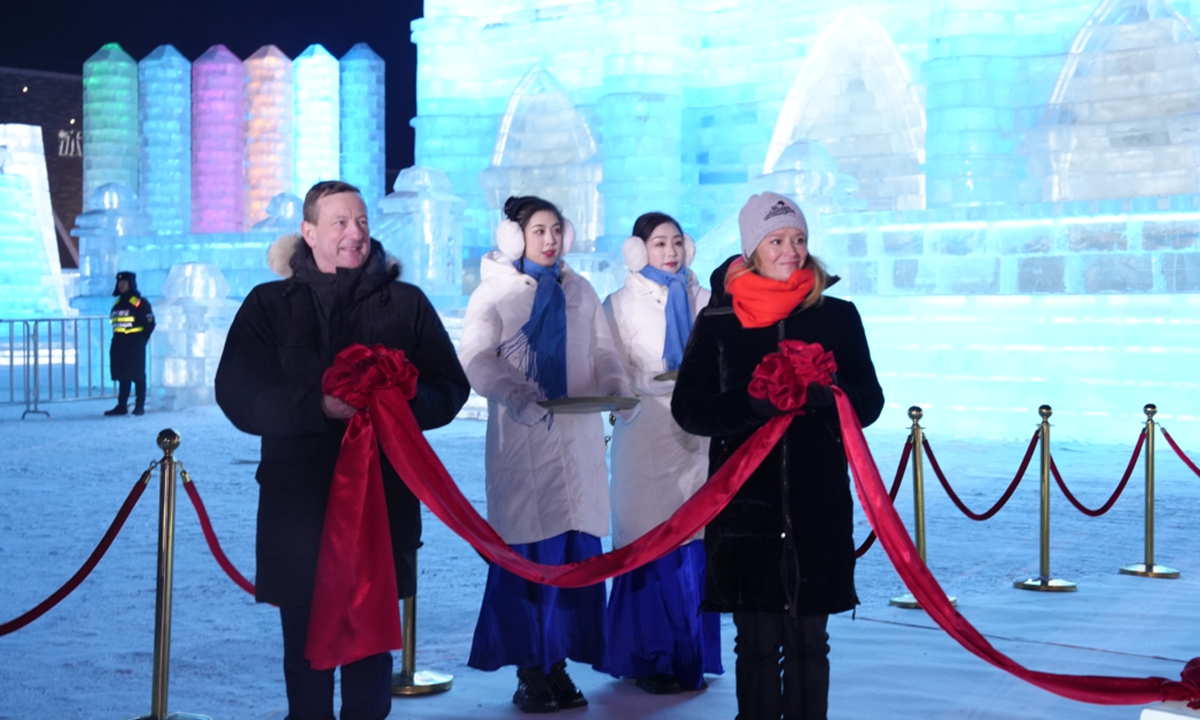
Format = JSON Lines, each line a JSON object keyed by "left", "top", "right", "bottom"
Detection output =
{"left": 603, "top": 231, "right": 711, "bottom": 549}
{"left": 458, "top": 223, "right": 630, "bottom": 547}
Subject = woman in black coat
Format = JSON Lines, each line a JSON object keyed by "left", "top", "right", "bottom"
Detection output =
{"left": 671, "top": 192, "right": 884, "bottom": 720}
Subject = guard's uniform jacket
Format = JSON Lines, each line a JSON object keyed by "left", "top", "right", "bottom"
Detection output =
{"left": 109, "top": 289, "right": 154, "bottom": 381}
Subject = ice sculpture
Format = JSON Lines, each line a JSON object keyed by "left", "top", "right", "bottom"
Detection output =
{"left": 339, "top": 43, "right": 386, "bottom": 214}
{"left": 1026, "top": 0, "right": 1200, "bottom": 201}
{"left": 244, "top": 46, "right": 294, "bottom": 229}
{"left": 191, "top": 45, "right": 244, "bottom": 233}
{"left": 293, "top": 44, "right": 340, "bottom": 196}
{"left": 480, "top": 65, "right": 602, "bottom": 251}
{"left": 139, "top": 45, "right": 191, "bottom": 234}
{"left": 152, "top": 262, "right": 239, "bottom": 408}
{"left": 250, "top": 192, "right": 304, "bottom": 234}
{"left": 72, "top": 183, "right": 153, "bottom": 302}
{"left": 83, "top": 43, "right": 139, "bottom": 208}
{"left": 765, "top": 8, "right": 924, "bottom": 211}
{"left": 0, "top": 125, "right": 71, "bottom": 317}
{"left": 375, "top": 166, "right": 465, "bottom": 298}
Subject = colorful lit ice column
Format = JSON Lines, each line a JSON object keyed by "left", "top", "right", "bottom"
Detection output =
{"left": 244, "top": 46, "right": 294, "bottom": 229}
{"left": 139, "top": 45, "right": 191, "bottom": 234}
{"left": 191, "top": 45, "right": 244, "bottom": 233}
{"left": 83, "top": 43, "right": 139, "bottom": 208}
{"left": 597, "top": 1, "right": 685, "bottom": 251}
{"left": 923, "top": 1, "right": 1020, "bottom": 207}
{"left": 339, "top": 43, "right": 386, "bottom": 213}
{"left": 293, "top": 44, "right": 340, "bottom": 196}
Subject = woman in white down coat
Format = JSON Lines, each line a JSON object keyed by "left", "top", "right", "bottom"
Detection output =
{"left": 600, "top": 212, "right": 723, "bottom": 694}
{"left": 460, "top": 196, "right": 633, "bottom": 713}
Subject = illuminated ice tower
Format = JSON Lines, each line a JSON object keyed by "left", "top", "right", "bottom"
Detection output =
{"left": 339, "top": 42, "right": 386, "bottom": 213}
{"left": 293, "top": 44, "right": 340, "bottom": 196}
{"left": 138, "top": 44, "right": 191, "bottom": 234}
{"left": 244, "top": 45, "right": 293, "bottom": 229}
{"left": 83, "top": 43, "right": 139, "bottom": 207}
{"left": 191, "top": 44, "right": 244, "bottom": 233}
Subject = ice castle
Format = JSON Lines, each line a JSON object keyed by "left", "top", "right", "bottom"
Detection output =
{"left": 5, "top": 0, "right": 1200, "bottom": 438}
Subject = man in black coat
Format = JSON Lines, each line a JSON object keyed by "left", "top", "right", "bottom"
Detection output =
{"left": 105, "top": 271, "right": 154, "bottom": 416}
{"left": 215, "top": 181, "right": 470, "bottom": 720}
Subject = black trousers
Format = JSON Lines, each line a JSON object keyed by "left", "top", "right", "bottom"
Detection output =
{"left": 279, "top": 604, "right": 394, "bottom": 720}
{"left": 732, "top": 612, "right": 830, "bottom": 720}
{"left": 116, "top": 378, "right": 145, "bottom": 410}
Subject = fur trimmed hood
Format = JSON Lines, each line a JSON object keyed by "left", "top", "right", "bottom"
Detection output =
{"left": 267, "top": 233, "right": 402, "bottom": 279}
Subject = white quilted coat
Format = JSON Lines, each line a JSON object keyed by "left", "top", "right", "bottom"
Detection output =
{"left": 603, "top": 268, "right": 711, "bottom": 549}
{"left": 459, "top": 251, "right": 630, "bottom": 545}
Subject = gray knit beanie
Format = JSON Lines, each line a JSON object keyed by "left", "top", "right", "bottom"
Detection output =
{"left": 737, "top": 192, "right": 808, "bottom": 258}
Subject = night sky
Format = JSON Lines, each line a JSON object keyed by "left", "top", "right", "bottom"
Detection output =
{"left": 4, "top": 0, "right": 425, "bottom": 174}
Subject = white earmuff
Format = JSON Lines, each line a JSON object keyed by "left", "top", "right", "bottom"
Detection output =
{"left": 683, "top": 233, "right": 696, "bottom": 268}
{"left": 496, "top": 219, "right": 525, "bottom": 261}
{"left": 622, "top": 235, "right": 648, "bottom": 272}
{"left": 562, "top": 218, "right": 576, "bottom": 256}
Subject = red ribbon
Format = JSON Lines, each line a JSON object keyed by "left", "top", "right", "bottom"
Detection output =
{"left": 311, "top": 343, "right": 1200, "bottom": 708}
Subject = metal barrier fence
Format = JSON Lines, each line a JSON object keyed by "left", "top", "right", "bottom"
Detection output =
{"left": 0, "top": 316, "right": 153, "bottom": 418}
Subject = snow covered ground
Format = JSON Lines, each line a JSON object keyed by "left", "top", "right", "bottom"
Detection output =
{"left": 1, "top": 399, "right": 1198, "bottom": 720}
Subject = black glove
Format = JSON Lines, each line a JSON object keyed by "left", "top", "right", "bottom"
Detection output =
{"left": 803, "top": 382, "right": 834, "bottom": 410}
{"left": 749, "top": 394, "right": 787, "bottom": 419}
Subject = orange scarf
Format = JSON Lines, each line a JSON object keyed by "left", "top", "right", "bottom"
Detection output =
{"left": 725, "top": 258, "right": 814, "bottom": 329}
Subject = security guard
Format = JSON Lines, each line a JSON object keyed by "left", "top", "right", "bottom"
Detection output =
{"left": 105, "top": 271, "right": 155, "bottom": 416}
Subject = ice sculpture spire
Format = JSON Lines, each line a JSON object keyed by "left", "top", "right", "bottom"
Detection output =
{"left": 766, "top": 8, "right": 924, "bottom": 211}
{"left": 1028, "top": 0, "right": 1200, "bottom": 201}
{"left": 83, "top": 43, "right": 139, "bottom": 208}
{"left": 339, "top": 42, "right": 386, "bottom": 213}
{"left": 480, "top": 64, "right": 601, "bottom": 250}
{"left": 376, "top": 166, "right": 465, "bottom": 297}
{"left": 244, "top": 45, "right": 294, "bottom": 229}
{"left": 191, "top": 44, "right": 244, "bottom": 233}
{"left": 293, "top": 44, "right": 340, "bottom": 196}
{"left": 139, "top": 44, "right": 191, "bottom": 234}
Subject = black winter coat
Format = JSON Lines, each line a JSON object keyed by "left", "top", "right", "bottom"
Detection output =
{"left": 671, "top": 257, "right": 884, "bottom": 615}
{"left": 109, "top": 292, "right": 154, "bottom": 381}
{"left": 215, "top": 238, "right": 470, "bottom": 607}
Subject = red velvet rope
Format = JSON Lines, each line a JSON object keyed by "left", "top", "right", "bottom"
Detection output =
{"left": 1161, "top": 428, "right": 1200, "bottom": 478}
{"left": 182, "top": 478, "right": 257, "bottom": 598}
{"left": 924, "top": 431, "right": 1038, "bottom": 521}
{"left": 0, "top": 474, "right": 148, "bottom": 636}
{"left": 854, "top": 438, "right": 910, "bottom": 558}
{"left": 1049, "top": 431, "right": 1144, "bottom": 518}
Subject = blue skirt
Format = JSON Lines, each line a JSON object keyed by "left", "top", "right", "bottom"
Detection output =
{"left": 599, "top": 539, "right": 724, "bottom": 690}
{"left": 468, "top": 531, "right": 607, "bottom": 674}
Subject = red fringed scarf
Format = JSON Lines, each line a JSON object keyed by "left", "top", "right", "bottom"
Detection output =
{"left": 305, "top": 343, "right": 1200, "bottom": 710}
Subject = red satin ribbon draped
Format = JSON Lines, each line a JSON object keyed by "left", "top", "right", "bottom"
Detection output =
{"left": 310, "top": 343, "right": 1200, "bottom": 708}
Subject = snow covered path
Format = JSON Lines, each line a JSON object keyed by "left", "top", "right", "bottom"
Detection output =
{"left": 1, "top": 401, "right": 1198, "bottom": 719}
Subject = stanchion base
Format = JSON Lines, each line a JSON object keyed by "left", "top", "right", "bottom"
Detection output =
{"left": 125, "top": 713, "right": 213, "bottom": 720}
{"left": 1013, "top": 577, "right": 1076, "bottom": 592}
{"left": 392, "top": 670, "right": 453, "bottom": 696}
{"left": 1120, "top": 563, "right": 1180, "bottom": 579}
{"left": 888, "top": 593, "right": 958, "bottom": 609}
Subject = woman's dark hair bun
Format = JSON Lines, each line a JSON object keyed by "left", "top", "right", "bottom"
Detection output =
{"left": 503, "top": 195, "right": 563, "bottom": 229}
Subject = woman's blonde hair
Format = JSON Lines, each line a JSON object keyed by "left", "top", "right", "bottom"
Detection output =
{"left": 725, "top": 252, "right": 828, "bottom": 310}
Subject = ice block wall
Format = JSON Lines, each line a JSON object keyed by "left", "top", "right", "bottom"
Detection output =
{"left": 138, "top": 45, "right": 191, "bottom": 234}
{"left": 340, "top": 43, "right": 386, "bottom": 213}
{"left": 293, "top": 44, "right": 340, "bottom": 196}
{"left": 244, "top": 45, "right": 294, "bottom": 229}
{"left": 82, "top": 43, "right": 138, "bottom": 209}
{"left": 191, "top": 45, "right": 244, "bottom": 233}
{"left": 376, "top": 165, "right": 465, "bottom": 298}
{"left": 0, "top": 128, "right": 71, "bottom": 317}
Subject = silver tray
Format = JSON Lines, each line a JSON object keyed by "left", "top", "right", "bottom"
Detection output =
{"left": 653, "top": 370, "right": 679, "bottom": 381}
{"left": 538, "top": 396, "right": 640, "bottom": 414}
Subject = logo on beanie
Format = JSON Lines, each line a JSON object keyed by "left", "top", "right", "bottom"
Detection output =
{"left": 763, "top": 200, "right": 796, "bottom": 221}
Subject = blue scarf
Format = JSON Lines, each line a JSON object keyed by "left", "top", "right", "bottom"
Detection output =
{"left": 498, "top": 260, "right": 568, "bottom": 400}
{"left": 639, "top": 265, "right": 692, "bottom": 371}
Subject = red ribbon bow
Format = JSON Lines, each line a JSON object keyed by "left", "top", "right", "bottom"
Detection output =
{"left": 748, "top": 339, "right": 837, "bottom": 413}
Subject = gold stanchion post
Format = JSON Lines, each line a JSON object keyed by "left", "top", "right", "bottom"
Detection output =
{"left": 891, "top": 407, "right": 957, "bottom": 609}
{"left": 125, "top": 430, "right": 211, "bottom": 720}
{"left": 1120, "top": 404, "right": 1179, "bottom": 578}
{"left": 392, "top": 551, "right": 453, "bottom": 696}
{"left": 1014, "top": 406, "right": 1076, "bottom": 592}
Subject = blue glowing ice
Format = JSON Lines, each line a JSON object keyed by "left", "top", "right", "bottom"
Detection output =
{"left": 139, "top": 45, "right": 191, "bottom": 235}
{"left": 340, "top": 43, "right": 386, "bottom": 214}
